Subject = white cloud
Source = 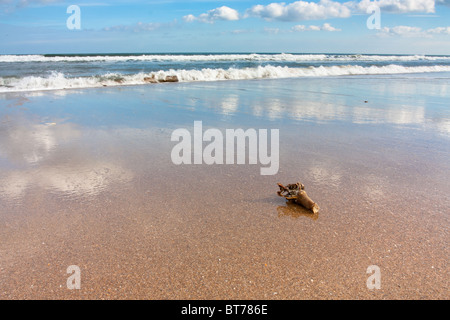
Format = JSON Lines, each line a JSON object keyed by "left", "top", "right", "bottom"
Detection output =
{"left": 350, "top": 0, "right": 436, "bottom": 14}
{"left": 436, "top": 0, "right": 450, "bottom": 6}
{"left": 17, "top": 0, "right": 61, "bottom": 7}
{"left": 378, "top": 25, "right": 450, "bottom": 37}
{"left": 246, "top": 0, "right": 352, "bottom": 21}
{"left": 245, "top": 0, "right": 438, "bottom": 21}
{"left": 182, "top": 14, "right": 197, "bottom": 23}
{"left": 426, "top": 26, "right": 450, "bottom": 34}
{"left": 381, "top": 25, "right": 423, "bottom": 35}
{"left": 0, "top": 0, "right": 61, "bottom": 10}
{"left": 292, "top": 23, "right": 341, "bottom": 31}
{"left": 104, "top": 22, "right": 161, "bottom": 32}
{"left": 103, "top": 20, "right": 178, "bottom": 33}
{"left": 292, "top": 25, "right": 307, "bottom": 31}
{"left": 231, "top": 29, "right": 253, "bottom": 34}
{"left": 308, "top": 25, "right": 322, "bottom": 31}
{"left": 264, "top": 27, "right": 281, "bottom": 34}
{"left": 183, "top": 6, "right": 240, "bottom": 24}
{"left": 181, "top": 1, "right": 442, "bottom": 27}
{"left": 322, "top": 22, "right": 341, "bottom": 31}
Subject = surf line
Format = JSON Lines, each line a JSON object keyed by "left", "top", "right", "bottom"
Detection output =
{"left": 171, "top": 121, "right": 280, "bottom": 176}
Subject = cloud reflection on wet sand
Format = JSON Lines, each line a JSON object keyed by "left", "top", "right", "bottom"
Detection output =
{"left": 0, "top": 119, "right": 133, "bottom": 202}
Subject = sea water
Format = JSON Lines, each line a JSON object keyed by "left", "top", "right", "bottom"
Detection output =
{"left": 1, "top": 53, "right": 450, "bottom": 93}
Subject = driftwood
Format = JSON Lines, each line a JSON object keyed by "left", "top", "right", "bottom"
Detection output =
{"left": 160, "top": 75, "right": 179, "bottom": 83}
{"left": 143, "top": 75, "right": 179, "bottom": 83}
{"left": 143, "top": 76, "right": 158, "bottom": 83}
{"left": 277, "top": 182, "right": 320, "bottom": 214}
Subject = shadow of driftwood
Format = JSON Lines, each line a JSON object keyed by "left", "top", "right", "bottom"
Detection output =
{"left": 277, "top": 201, "right": 319, "bottom": 221}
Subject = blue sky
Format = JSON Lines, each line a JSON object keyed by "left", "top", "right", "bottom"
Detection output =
{"left": 0, "top": 0, "right": 449, "bottom": 54}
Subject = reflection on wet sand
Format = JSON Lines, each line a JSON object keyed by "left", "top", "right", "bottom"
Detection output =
{"left": 0, "top": 163, "right": 133, "bottom": 201}
{"left": 248, "top": 97, "right": 430, "bottom": 127}
{"left": 0, "top": 121, "right": 81, "bottom": 165}
{"left": 220, "top": 95, "right": 239, "bottom": 115}
{"left": 0, "top": 117, "right": 133, "bottom": 202}
{"left": 208, "top": 78, "right": 449, "bottom": 133}
{"left": 307, "top": 162, "right": 342, "bottom": 188}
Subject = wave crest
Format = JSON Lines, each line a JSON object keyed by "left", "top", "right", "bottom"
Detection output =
{"left": 1, "top": 64, "right": 450, "bottom": 93}
{"left": 1, "top": 53, "right": 450, "bottom": 63}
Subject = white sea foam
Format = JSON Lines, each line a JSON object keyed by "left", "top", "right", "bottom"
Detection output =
{"left": 1, "top": 65, "right": 450, "bottom": 93}
{"left": 1, "top": 53, "right": 450, "bottom": 63}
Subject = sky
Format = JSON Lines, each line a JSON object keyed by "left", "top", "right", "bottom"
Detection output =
{"left": 0, "top": 0, "right": 449, "bottom": 54}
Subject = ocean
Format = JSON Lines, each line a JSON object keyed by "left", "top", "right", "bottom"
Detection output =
{"left": 1, "top": 53, "right": 450, "bottom": 93}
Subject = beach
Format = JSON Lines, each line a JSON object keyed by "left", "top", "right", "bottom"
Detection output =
{"left": 0, "top": 74, "right": 449, "bottom": 300}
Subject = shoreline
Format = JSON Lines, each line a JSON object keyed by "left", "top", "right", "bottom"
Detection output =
{"left": 2, "top": 67, "right": 450, "bottom": 96}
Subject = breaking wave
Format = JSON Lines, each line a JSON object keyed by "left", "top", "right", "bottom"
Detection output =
{"left": 1, "top": 64, "right": 450, "bottom": 93}
{"left": 1, "top": 53, "right": 450, "bottom": 63}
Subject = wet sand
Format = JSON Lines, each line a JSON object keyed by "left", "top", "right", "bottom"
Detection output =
{"left": 0, "top": 77, "right": 449, "bottom": 300}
